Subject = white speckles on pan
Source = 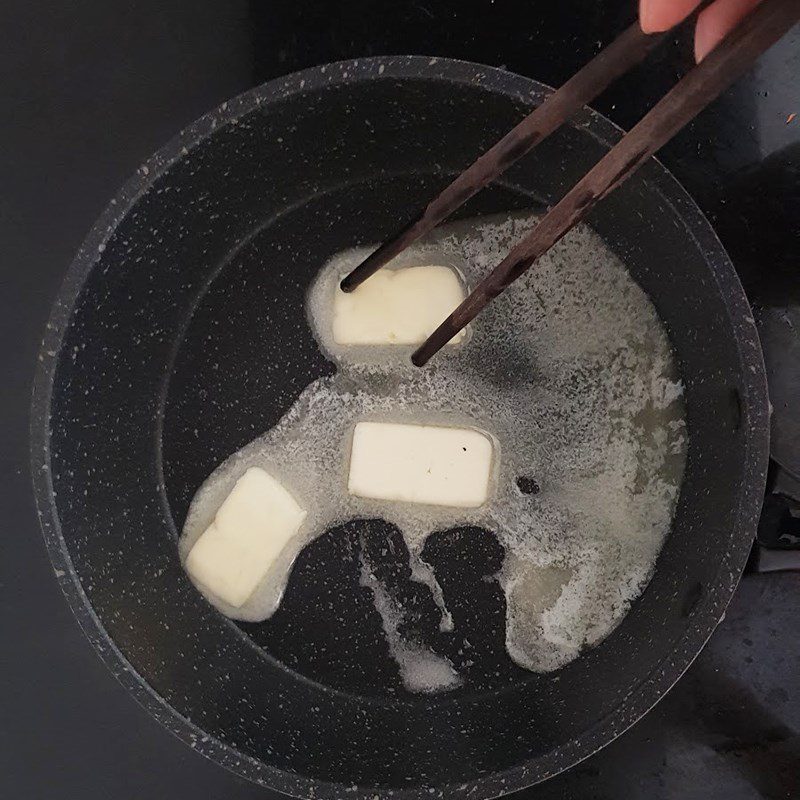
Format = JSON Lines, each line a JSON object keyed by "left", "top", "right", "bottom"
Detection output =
{"left": 179, "top": 210, "right": 687, "bottom": 685}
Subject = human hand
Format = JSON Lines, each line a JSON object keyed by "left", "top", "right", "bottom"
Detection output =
{"left": 640, "top": 0, "right": 763, "bottom": 61}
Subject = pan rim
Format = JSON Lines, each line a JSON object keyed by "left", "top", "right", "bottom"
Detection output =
{"left": 29, "top": 54, "right": 769, "bottom": 800}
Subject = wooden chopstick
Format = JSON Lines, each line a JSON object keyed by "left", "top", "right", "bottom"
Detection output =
{"left": 412, "top": 0, "right": 799, "bottom": 367}
{"left": 339, "top": 20, "right": 669, "bottom": 293}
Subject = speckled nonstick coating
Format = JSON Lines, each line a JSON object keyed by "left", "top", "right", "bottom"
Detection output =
{"left": 30, "top": 57, "right": 769, "bottom": 799}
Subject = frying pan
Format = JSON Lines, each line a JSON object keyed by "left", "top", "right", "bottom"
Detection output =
{"left": 31, "top": 57, "right": 769, "bottom": 798}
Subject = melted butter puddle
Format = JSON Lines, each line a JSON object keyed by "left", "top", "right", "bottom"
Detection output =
{"left": 180, "top": 211, "right": 687, "bottom": 691}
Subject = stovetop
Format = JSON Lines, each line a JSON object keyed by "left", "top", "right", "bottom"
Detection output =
{"left": 2, "top": 2, "right": 798, "bottom": 798}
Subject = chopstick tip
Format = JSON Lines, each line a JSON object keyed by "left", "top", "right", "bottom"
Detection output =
{"left": 339, "top": 274, "right": 356, "bottom": 293}
{"left": 340, "top": 251, "right": 382, "bottom": 292}
{"left": 410, "top": 345, "right": 430, "bottom": 368}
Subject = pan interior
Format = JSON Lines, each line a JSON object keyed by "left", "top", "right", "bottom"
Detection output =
{"left": 170, "top": 186, "right": 687, "bottom": 694}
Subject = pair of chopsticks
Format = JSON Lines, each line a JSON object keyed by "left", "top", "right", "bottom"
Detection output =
{"left": 341, "top": 0, "right": 799, "bottom": 366}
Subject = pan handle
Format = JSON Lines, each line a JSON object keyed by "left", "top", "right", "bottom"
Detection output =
{"left": 750, "top": 464, "right": 800, "bottom": 573}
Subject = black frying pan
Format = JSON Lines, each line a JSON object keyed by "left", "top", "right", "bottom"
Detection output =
{"left": 31, "top": 57, "right": 769, "bottom": 799}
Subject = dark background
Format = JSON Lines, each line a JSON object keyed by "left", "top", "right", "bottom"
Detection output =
{"left": 2, "top": 2, "right": 798, "bottom": 798}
